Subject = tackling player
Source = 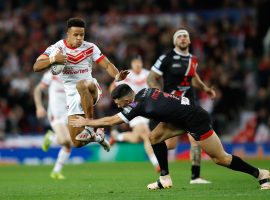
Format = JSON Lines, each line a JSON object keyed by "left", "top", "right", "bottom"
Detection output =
{"left": 69, "top": 84, "right": 270, "bottom": 190}
{"left": 33, "top": 17, "right": 129, "bottom": 150}
{"left": 109, "top": 55, "right": 159, "bottom": 171}
{"left": 34, "top": 71, "right": 72, "bottom": 179}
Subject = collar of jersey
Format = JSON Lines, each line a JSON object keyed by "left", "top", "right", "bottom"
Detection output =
{"left": 63, "top": 39, "right": 79, "bottom": 50}
{"left": 173, "top": 48, "right": 190, "bottom": 57}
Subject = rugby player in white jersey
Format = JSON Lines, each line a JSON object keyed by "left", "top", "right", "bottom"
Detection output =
{"left": 33, "top": 17, "right": 129, "bottom": 150}
{"left": 34, "top": 71, "right": 72, "bottom": 179}
{"left": 109, "top": 55, "right": 159, "bottom": 171}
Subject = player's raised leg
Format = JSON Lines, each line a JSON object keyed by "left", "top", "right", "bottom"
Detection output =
{"left": 68, "top": 79, "right": 110, "bottom": 151}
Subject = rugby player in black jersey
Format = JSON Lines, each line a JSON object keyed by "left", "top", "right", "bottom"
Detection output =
{"left": 69, "top": 84, "right": 270, "bottom": 190}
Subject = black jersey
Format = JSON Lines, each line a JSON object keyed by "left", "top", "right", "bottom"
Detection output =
{"left": 118, "top": 88, "right": 213, "bottom": 141}
{"left": 151, "top": 49, "right": 198, "bottom": 105}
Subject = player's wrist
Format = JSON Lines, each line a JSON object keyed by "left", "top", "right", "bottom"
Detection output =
{"left": 114, "top": 73, "right": 120, "bottom": 81}
{"left": 49, "top": 56, "right": 56, "bottom": 64}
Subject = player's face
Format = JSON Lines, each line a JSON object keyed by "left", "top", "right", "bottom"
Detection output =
{"left": 131, "top": 59, "right": 143, "bottom": 73}
{"left": 114, "top": 98, "right": 130, "bottom": 108}
{"left": 66, "top": 27, "right": 85, "bottom": 48}
{"left": 175, "top": 34, "right": 190, "bottom": 51}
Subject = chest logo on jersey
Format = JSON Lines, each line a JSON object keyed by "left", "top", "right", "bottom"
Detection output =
{"left": 66, "top": 47, "right": 93, "bottom": 64}
{"left": 172, "top": 63, "right": 181, "bottom": 68}
{"left": 173, "top": 55, "right": 181, "bottom": 60}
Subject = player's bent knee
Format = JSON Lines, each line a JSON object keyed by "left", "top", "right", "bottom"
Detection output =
{"left": 149, "top": 134, "right": 162, "bottom": 145}
{"left": 76, "top": 80, "right": 87, "bottom": 91}
{"left": 211, "top": 156, "right": 229, "bottom": 166}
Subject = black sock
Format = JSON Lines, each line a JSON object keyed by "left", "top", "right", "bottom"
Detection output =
{"left": 152, "top": 142, "right": 169, "bottom": 176}
{"left": 228, "top": 155, "right": 259, "bottom": 178}
{"left": 191, "top": 165, "right": 200, "bottom": 180}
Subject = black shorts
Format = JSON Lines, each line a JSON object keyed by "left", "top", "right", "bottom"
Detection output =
{"left": 149, "top": 120, "right": 159, "bottom": 131}
{"left": 149, "top": 107, "right": 214, "bottom": 141}
{"left": 186, "top": 107, "right": 214, "bottom": 141}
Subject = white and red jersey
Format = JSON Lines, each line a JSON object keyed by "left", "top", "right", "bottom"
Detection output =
{"left": 43, "top": 39, "right": 105, "bottom": 98}
{"left": 114, "top": 69, "right": 149, "bottom": 93}
{"left": 40, "top": 71, "right": 67, "bottom": 121}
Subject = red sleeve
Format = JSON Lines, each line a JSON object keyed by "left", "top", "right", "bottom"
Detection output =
{"left": 95, "top": 55, "right": 105, "bottom": 64}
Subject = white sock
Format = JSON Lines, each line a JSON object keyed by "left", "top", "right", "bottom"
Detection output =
{"left": 116, "top": 134, "right": 124, "bottom": 141}
{"left": 149, "top": 154, "right": 159, "bottom": 167}
{"left": 94, "top": 134, "right": 103, "bottom": 142}
{"left": 53, "top": 147, "right": 71, "bottom": 173}
{"left": 168, "top": 149, "right": 176, "bottom": 161}
{"left": 93, "top": 128, "right": 104, "bottom": 143}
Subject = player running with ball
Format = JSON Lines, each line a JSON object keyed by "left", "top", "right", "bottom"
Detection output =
{"left": 33, "top": 17, "right": 129, "bottom": 150}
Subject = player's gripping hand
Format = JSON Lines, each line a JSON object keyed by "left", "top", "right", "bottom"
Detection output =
{"left": 69, "top": 116, "right": 87, "bottom": 127}
{"left": 115, "top": 70, "right": 130, "bottom": 82}
{"left": 54, "top": 51, "right": 67, "bottom": 65}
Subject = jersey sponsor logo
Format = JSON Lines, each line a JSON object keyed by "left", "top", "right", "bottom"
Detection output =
{"left": 173, "top": 55, "right": 181, "bottom": 60}
{"left": 181, "top": 97, "right": 190, "bottom": 105}
{"left": 163, "top": 92, "right": 181, "bottom": 101}
{"left": 172, "top": 63, "right": 181, "bottom": 68}
{"left": 62, "top": 68, "right": 89, "bottom": 75}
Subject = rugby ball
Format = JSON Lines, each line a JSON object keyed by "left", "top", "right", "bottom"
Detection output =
{"left": 50, "top": 47, "right": 65, "bottom": 75}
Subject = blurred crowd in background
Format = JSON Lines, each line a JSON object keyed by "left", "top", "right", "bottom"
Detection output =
{"left": 1, "top": 0, "right": 270, "bottom": 143}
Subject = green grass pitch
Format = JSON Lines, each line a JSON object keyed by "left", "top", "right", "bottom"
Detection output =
{"left": 0, "top": 160, "right": 269, "bottom": 200}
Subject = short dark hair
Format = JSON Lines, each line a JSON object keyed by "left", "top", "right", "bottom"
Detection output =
{"left": 111, "top": 84, "right": 133, "bottom": 100}
{"left": 130, "top": 54, "right": 142, "bottom": 62}
{"left": 67, "top": 18, "right": 86, "bottom": 29}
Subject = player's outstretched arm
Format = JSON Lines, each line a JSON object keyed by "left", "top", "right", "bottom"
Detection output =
{"left": 69, "top": 114, "right": 124, "bottom": 128}
{"left": 98, "top": 57, "right": 129, "bottom": 81}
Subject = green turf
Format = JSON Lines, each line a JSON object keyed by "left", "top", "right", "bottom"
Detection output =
{"left": 0, "top": 160, "right": 269, "bottom": 200}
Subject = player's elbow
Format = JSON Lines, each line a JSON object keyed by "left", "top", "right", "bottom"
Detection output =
{"left": 33, "top": 63, "right": 42, "bottom": 72}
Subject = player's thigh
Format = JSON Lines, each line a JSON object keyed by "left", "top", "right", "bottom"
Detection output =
{"left": 150, "top": 122, "right": 180, "bottom": 144}
{"left": 197, "top": 131, "right": 227, "bottom": 159}
{"left": 85, "top": 79, "right": 102, "bottom": 103}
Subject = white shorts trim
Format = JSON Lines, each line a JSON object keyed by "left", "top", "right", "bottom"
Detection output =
{"left": 129, "top": 116, "right": 149, "bottom": 127}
